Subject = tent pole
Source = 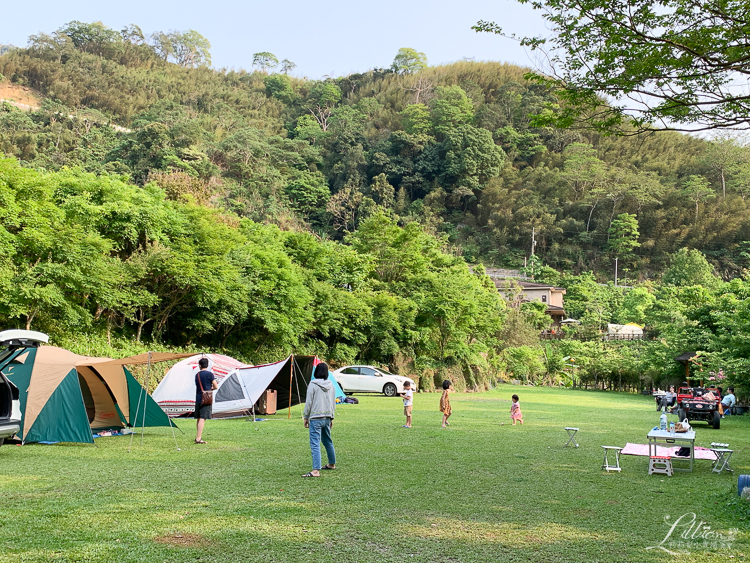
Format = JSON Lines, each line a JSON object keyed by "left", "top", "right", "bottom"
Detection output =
{"left": 164, "top": 359, "right": 181, "bottom": 449}
{"left": 294, "top": 361, "right": 303, "bottom": 413}
{"left": 288, "top": 355, "right": 294, "bottom": 419}
{"left": 166, "top": 412, "right": 181, "bottom": 450}
{"left": 128, "top": 352, "right": 149, "bottom": 452}
{"left": 140, "top": 351, "right": 153, "bottom": 446}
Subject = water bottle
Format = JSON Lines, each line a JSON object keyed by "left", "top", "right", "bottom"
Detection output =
{"left": 660, "top": 409, "right": 668, "bottom": 431}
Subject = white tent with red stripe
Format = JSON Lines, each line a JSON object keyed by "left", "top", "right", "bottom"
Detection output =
{"left": 153, "top": 354, "right": 344, "bottom": 418}
{"left": 152, "top": 354, "right": 250, "bottom": 417}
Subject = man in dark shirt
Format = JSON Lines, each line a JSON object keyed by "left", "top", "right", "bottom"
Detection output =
{"left": 194, "top": 357, "right": 217, "bottom": 444}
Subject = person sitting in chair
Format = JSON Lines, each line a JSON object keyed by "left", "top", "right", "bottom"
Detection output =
{"left": 657, "top": 385, "right": 676, "bottom": 411}
{"left": 721, "top": 387, "right": 736, "bottom": 418}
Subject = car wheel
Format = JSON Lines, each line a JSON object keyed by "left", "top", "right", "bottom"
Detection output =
{"left": 383, "top": 383, "right": 397, "bottom": 397}
{"left": 0, "top": 439, "right": 4, "bottom": 448}
{"left": 712, "top": 410, "right": 721, "bottom": 430}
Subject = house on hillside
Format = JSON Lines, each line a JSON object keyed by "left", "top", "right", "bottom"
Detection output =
{"left": 493, "top": 279, "right": 567, "bottom": 327}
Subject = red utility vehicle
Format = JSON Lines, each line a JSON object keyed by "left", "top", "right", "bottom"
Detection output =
{"left": 674, "top": 386, "right": 722, "bottom": 430}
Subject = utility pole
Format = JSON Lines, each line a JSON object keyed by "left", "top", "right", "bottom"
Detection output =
{"left": 614, "top": 257, "right": 618, "bottom": 287}
{"left": 531, "top": 227, "right": 537, "bottom": 256}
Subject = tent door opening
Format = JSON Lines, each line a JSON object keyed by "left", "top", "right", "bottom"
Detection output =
{"left": 78, "top": 375, "right": 96, "bottom": 424}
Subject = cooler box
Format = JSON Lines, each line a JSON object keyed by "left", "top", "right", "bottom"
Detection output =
{"left": 255, "top": 389, "right": 277, "bottom": 415}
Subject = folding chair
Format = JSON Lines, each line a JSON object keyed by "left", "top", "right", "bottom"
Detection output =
{"left": 564, "top": 427, "right": 580, "bottom": 448}
{"left": 711, "top": 448, "right": 734, "bottom": 474}
{"left": 601, "top": 446, "right": 622, "bottom": 472}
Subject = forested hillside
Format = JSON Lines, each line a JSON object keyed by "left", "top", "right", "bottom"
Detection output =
{"left": 1, "top": 21, "right": 749, "bottom": 397}
{"left": 3, "top": 21, "right": 750, "bottom": 278}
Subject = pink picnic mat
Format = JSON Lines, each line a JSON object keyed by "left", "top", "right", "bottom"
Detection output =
{"left": 620, "top": 443, "right": 717, "bottom": 460}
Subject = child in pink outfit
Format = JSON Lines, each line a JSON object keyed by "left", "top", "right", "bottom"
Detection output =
{"left": 510, "top": 394, "right": 523, "bottom": 425}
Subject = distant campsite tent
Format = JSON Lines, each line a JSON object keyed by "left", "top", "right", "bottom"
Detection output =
{"left": 0, "top": 346, "right": 192, "bottom": 444}
{"left": 152, "top": 354, "right": 250, "bottom": 417}
{"left": 153, "top": 355, "right": 345, "bottom": 418}
{"left": 606, "top": 323, "right": 644, "bottom": 340}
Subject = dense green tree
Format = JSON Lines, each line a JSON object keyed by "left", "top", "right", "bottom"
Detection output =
{"left": 430, "top": 85, "right": 474, "bottom": 136}
{"left": 680, "top": 175, "right": 716, "bottom": 223}
{"left": 702, "top": 136, "right": 746, "bottom": 199}
{"left": 662, "top": 248, "right": 720, "bottom": 289}
{"left": 607, "top": 213, "right": 640, "bottom": 267}
{"left": 401, "top": 104, "right": 431, "bottom": 135}
{"left": 57, "top": 21, "right": 121, "bottom": 57}
{"left": 280, "top": 59, "right": 297, "bottom": 75}
{"left": 391, "top": 48, "right": 428, "bottom": 74}
{"left": 304, "top": 82, "right": 342, "bottom": 132}
{"left": 169, "top": 30, "right": 212, "bottom": 67}
{"left": 616, "top": 285, "right": 655, "bottom": 325}
{"left": 439, "top": 124, "right": 505, "bottom": 191}
{"left": 253, "top": 52, "right": 279, "bottom": 73}
{"left": 264, "top": 74, "right": 295, "bottom": 103}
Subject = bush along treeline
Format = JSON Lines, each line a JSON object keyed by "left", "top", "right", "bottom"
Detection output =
{"left": 1, "top": 22, "right": 750, "bottom": 398}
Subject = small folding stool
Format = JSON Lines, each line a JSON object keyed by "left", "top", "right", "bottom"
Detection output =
{"left": 564, "top": 427, "right": 580, "bottom": 448}
{"left": 711, "top": 448, "right": 734, "bottom": 474}
{"left": 601, "top": 446, "right": 622, "bottom": 472}
{"left": 648, "top": 456, "right": 673, "bottom": 476}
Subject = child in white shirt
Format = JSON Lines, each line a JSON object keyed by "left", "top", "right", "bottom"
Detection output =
{"left": 401, "top": 381, "right": 413, "bottom": 428}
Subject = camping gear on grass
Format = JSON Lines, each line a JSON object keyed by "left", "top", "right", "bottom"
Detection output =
{"left": 620, "top": 443, "right": 717, "bottom": 461}
{"left": 0, "top": 345, "right": 192, "bottom": 444}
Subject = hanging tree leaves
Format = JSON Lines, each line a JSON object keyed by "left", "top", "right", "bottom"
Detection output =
{"left": 475, "top": 0, "right": 750, "bottom": 133}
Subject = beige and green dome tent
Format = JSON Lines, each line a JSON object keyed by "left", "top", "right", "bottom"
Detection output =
{"left": 0, "top": 345, "right": 192, "bottom": 444}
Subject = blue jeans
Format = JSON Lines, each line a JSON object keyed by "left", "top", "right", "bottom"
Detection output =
{"left": 309, "top": 418, "right": 335, "bottom": 470}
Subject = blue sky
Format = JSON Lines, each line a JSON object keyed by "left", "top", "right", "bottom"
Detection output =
{"left": 0, "top": 0, "right": 547, "bottom": 79}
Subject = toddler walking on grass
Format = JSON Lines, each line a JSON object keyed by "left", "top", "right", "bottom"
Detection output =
{"left": 510, "top": 394, "right": 523, "bottom": 425}
{"left": 440, "top": 380, "right": 453, "bottom": 427}
{"left": 400, "top": 381, "right": 413, "bottom": 428}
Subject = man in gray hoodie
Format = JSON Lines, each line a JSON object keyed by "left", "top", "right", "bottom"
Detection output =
{"left": 302, "top": 362, "right": 337, "bottom": 477}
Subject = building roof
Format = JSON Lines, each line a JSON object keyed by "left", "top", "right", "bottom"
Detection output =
{"left": 675, "top": 352, "right": 698, "bottom": 363}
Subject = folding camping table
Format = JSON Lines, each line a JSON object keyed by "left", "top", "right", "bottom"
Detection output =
{"left": 647, "top": 429, "right": 695, "bottom": 472}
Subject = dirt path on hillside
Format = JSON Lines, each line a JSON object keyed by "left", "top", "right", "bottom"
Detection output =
{"left": 0, "top": 83, "right": 42, "bottom": 108}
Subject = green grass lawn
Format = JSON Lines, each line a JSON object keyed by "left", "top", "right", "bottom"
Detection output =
{"left": 0, "top": 385, "right": 747, "bottom": 562}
